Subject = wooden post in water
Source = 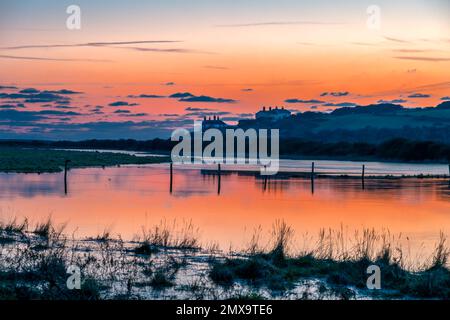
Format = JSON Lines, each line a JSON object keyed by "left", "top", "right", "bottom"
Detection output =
{"left": 169, "top": 162, "right": 173, "bottom": 194}
{"left": 64, "top": 160, "right": 71, "bottom": 195}
{"left": 217, "top": 163, "right": 221, "bottom": 195}
{"left": 311, "top": 162, "right": 315, "bottom": 194}
{"left": 362, "top": 164, "right": 366, "bottom": 190}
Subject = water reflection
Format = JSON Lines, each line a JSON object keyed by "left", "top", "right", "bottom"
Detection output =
{"left": 0, "top": 165, "right": 449, "bottom": 257}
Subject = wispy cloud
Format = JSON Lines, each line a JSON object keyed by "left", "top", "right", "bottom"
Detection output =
{"left": 216, "top": 20, "right": 344, "bottom": 27}
{"left": 394, "top": 56, "right": 450, "bottom": 62}
{"left": 384, "top": 36, "right": 410, "bottom": 43}
{"left": 203, "top": 65, "right": 229, "bottom": 70}
{"left": 320, "top": 92, "right": 349, "bottom": 97}
{"left": 108, "top": 101, "right": 139, "bottom": 107}
{"left": 408, "top": 93, "right": 431, "bottom": 98}
{"left": 0, "top": 40, "right": 182, "bottom": 50}
{"left": 0, "top": 54, "right": 112, "bottom": 62}
{"left": 170, "top": 92, "right": 237, "bottom": 103}
{"left": 378, "top": 99, "right": 408, "bottom": 104}
{"left": 127, "top": 94, "right": 165, "bottom": 99}
{"left": 285, "top": 98, "right": 324, "bottom": 104}
{"left": 323, "top": 102, "right": 357, "bottom": 107}
{"left": 120, "top": 47, "right": 213, "bottom": 54}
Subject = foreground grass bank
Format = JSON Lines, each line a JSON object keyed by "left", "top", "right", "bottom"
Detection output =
{"left": 0, "top": 218, "right": 449, "bottom": 300}
{"left": 0, "top": 147, "right": 170, "bottom": 173}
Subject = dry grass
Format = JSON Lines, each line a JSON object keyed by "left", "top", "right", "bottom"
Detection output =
{"left": 137, "top": 219, "right": 200, "bottom": 250}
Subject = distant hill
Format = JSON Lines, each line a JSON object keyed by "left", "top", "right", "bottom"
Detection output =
{"left": 238, "top": 102, "right": 450, "bottom": 144}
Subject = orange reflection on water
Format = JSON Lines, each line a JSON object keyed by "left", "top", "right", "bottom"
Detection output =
{"left": 0, "top": 166, "right": 449, "bottom": 257}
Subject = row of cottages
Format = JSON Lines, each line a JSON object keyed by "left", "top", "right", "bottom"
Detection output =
{"left": 255, "top": 106, "right": 291, "bottom": 121}
{"left": 202, "top": 107, "right": 292, "bottom": 130}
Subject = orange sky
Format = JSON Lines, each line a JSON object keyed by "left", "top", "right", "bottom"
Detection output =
{"left": 0, "top": 0, "right": 449, "bottom": 138}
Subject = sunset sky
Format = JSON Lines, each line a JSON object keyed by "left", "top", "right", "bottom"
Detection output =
{"left": 0, "top": 0, "right": 449, "bottom": 139}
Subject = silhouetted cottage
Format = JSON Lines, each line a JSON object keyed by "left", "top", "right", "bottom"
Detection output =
{"left": 202, "top": 115, "right": 228, "bottom": 130}
{"left": 255, "top": 106, "right": 291, "bottom": 121}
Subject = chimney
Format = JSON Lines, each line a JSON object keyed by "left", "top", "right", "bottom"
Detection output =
{"left": 203, "top": 116, "right": 207, "bottom": 121}
{"left": 263, "top": 106, "right": 266, "bottom": 111}
{"left": 269, "top": 107, "right": 272, "bottom": 111}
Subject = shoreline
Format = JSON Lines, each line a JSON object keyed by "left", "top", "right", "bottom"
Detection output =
{"left": 1, "top": 217, "right": 449, "bottom": 300}
{"left": 0, "top": 146, "right": 448, "bottom": 178}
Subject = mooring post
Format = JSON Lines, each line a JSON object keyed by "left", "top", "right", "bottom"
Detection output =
{"left": 169, "top": 162, "right": 173, "bottom": 194}
{"left": 64, "top": 159, "right": 71, "bottom": 195}
{"left": 311, "top": 162, "right": 315, "bottom": 194}
{"left": 362, "top": 164, "right": 366, "bottom": 190}
{"left": 217, "top": 163, "right": 221, "bottom": 195}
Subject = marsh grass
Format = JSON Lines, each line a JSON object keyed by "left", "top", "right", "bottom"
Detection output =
{"left": 209, "top": 221, "right": 450, "bottom": 299}
{"left": 1, "top": 216, "right": 449, "bottom": 300}
{"left": 33, "top": 217, "right": 53, "bottom": 238}
{"left": 136, "top": 219, "right": 200, "bottom": 251}
{"left": 0, "top": 147, "right": 170, "bottom": 173}
{"left": 0, "top": 217, "right": 28, "bottom": 234}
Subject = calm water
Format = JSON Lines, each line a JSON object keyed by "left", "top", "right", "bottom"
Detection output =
{"left": 0, "top": 161, "right": 449, "bottom": 259}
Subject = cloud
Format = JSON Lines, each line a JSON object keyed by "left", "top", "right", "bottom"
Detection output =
{"left": 180, "top": 95, "right": 236, "bottom": 103}
{"left": 185, "top": 107, "right": 213, "bottom": 111}
{"left": 237, "top": 113, "right": 253, "bottom": 117}
{"left": 108, "top": 101, "right": 139, "bottom": 107}
{"left": 19, "top": 88, "right": 82, "bottom": 95}
{"left": 113, "top": 109, "right": 131, "bottom": 114}
{"left": 394, "top": 56, "right": 450, "bottom": 62}
{"left": 378, "top": 99, "right": 408, "bottom": 104}
{"left": 203, "top": 65, "right": 229, "bottom": 70}
{"left": 127, "top": 94, "right": 165, "bottom": 99}
{"left": 159, "top": 113, "right": 180, "bottom": 117}
{"left": 320, "top": 92, "right": 349, "bottom": 97}
{"left": 120, "top": 113, "right": 149, "bottom": 117}
{"left": 169, "top": 92, "right": 194, "bottom": 98}
{"left": 185, "top": 111, "right": 231, "bottom": 117}
{"left": 0, "top": 109, "right": 81, "bottom": 124}
{"left": 323, "top": 102, "right": 357, "bottom": 107}
{"left": 0, "top": 85, "right": 18, "bottom": 90}
{"left": 285, "top": 98, "right": 324, "bottom": 104}
{"left": 0, "top": 91, "right": 70, "bottom": 104}
{"left": 38, "top": 110, "right": 81, "bottom": 116}
{"left": 216, "top": 20, "right": 344, "bottom": 27}
{"left": 441, "top": 96, "right": 450, "bottom": 101}
{"left": 120, "top": 47, "right": 212, "bottom": 54}
{"left": 19, "top": 88, "right": 39, "bottom": 94}
{"left": 0, "top": 54, "right": 112, "bottom": 62}
{"left": 47, "top": 89, "right": 82, "bottom": 95}
{"left": 54, "top": 105, "right": 77, "bottom": 110}
{"left": 408, "top": 93, "right": 431, "bottom": 98}
{"left": 170, "top": 92, "right": 236, "bottom": 103}
{"left": 384, "top": 36, "right": 410, "bottom": 43}
{"left": 164, "top": 82, "right": 175, "bottom": 86}
{"left": 1, "top": 40, "right": 182, "bottom": 50}
{"left": 392, "top": 49, "right": 430, "bottom": 53}
{"left": 241, "top": 88, "right": 253, "bottom": 92}
{"left": 0, "top": 104, "right": 25, "bottom": 109}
